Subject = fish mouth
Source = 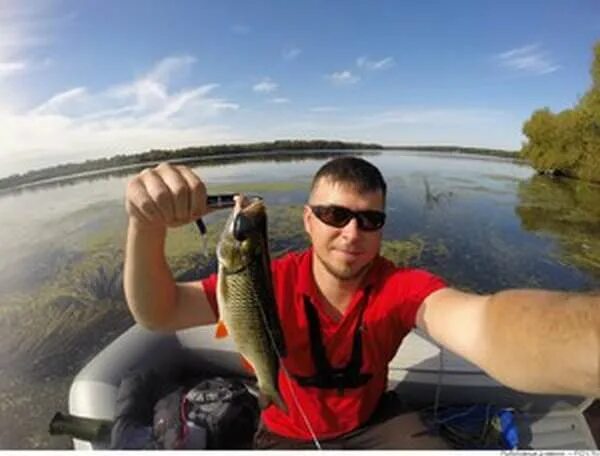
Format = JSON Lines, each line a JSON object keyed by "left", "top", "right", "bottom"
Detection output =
{"left": 233, "top": 194, "right": 264, "bottom": 215}
{"left": 230, "top": 195, "right": 265, "bottom": 241}
{"left": 217, "top": 194, "right": 266, "bottom": 267}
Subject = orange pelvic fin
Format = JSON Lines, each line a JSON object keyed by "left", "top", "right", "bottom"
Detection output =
{"left": 215, "top": 320, "right": 229, "bottom": 338}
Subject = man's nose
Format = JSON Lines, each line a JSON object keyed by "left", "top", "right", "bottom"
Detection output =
{"left": 341, "top": 217, "right": 361, "bottom": 239}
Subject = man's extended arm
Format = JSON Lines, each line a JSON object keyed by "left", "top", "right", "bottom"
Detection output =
{"left": 417, "top": 287, "right": 600, "bottom": 397}
{"left": 123, "top": 163, "right": 218, "bottom": 332}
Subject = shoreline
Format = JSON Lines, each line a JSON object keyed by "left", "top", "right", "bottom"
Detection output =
{"left": 0, "top": 146, "right": 521, "bottom": 194}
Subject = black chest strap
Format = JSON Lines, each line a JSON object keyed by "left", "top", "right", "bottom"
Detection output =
{"left": 292, "top": 290, "right": 373, "bottom": 394}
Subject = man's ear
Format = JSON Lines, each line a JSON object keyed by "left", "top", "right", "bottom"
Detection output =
{"left": 303, "top": 205, "right": 312, "bottom": 236}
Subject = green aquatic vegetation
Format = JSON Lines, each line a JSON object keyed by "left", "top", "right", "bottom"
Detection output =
{"left": 430, "top": 239, "right": 450, "bottom": 258}
{"left": 380, "top": 236, "right": 425, "bottom": 266}
{"left": 164, "top": 204, "right": 308, "bottom": 276}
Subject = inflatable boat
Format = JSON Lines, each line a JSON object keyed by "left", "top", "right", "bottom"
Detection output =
{"left": 66, "top": 323, "right": 598, "bottom": 449}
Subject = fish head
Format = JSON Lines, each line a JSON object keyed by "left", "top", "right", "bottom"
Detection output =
{"left": 217, "top": 195, "right": 267, "bottom": 272}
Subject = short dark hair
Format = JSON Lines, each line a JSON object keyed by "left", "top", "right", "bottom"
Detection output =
{"left": 310, "top": 156, "right": 387, "bottom": 199}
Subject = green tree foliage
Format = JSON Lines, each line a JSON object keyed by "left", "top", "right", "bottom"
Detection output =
{"left": 521, "top": 41, "right": 600, "bottom": 183}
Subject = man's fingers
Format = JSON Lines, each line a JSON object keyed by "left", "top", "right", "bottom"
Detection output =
{"left": 176, "top": 165, "right": 208, "bottom": 219}
{"left": 126, "top": 175, "right": 166, "bottom": 226}
{"left": 126, "top": 163, "right": 210, "bottom": 229}
{"left": 140, "top": 168, "right": 176, "bottom": 224}
{"left": 154, "top": 163, "right": 190, "bottom": 223}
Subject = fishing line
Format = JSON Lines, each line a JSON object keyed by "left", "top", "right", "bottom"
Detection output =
{"left": 256, "top": 291, "right": 323, "bottom": 450}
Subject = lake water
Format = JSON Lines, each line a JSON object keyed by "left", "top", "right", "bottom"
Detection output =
{"left": 1, "top": 150, "right": 599, "bottom": 448}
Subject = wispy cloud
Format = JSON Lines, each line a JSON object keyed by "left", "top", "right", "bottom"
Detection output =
{"left": 0, "top": 60, "right": 28, "bottom": 78}
{"left": 328, "top": 70, "right": 360, "bottom": 85}
{"left": 268, "top": 97, "right": 290, "bottom": 104}
{"left": 253, "top": 78, "right": 278, "bottom": 93}
{"left": 356, "top": 56, "right": 395, "bottom": 71}
{"left": 0, "top": 2, "right": 66, "bottom": 80}
{"left": 32, "top": 87, "right": 88, "bottom": 115}
{"left": 494, "top": 44, "right": 560, "bottom": 75}
{"left": 283, "top": 48, "right": 301, "bottom": 61}
{"left": 0, "top": 55, "right": 240, "bottom": 176}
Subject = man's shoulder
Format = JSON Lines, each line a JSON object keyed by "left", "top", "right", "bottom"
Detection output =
{"left": 375, "top": 256, "right": 446, "bottom": 288}
{"left": 271, "top": 248, "right": 310, "bottom": 273}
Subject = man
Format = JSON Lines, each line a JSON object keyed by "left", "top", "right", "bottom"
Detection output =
{"left": 124, "top": 157, "right": 599, "bottom": 449}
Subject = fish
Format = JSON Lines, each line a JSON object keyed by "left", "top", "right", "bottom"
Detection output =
{"left": 215, "top": 195, "right": 287, "bottom": 412}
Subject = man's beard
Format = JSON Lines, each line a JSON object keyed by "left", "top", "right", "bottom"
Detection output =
{"left": 315, "top": 250, "right": 374, "bottom": 282}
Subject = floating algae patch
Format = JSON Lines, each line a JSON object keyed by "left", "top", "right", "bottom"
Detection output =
{"left": 380, "top": 236, "right": 425, "bottom": 266}
{"left": 0, "top": 233, "right": 133, "bottom": 449}
{"left": 164, "top": 204, "right": 308, "bottom": 280}
{"left": 268, "top": 204, "right": 308, "bottom": 256}
{"left": 0, "top": 199, "right": 126, "bottom": 298}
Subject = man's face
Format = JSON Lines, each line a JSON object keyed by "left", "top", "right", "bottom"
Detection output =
{"left": 304, "top": 178, "right": 384, "bottom": 282}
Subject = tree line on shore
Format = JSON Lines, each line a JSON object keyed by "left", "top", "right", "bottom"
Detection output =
{"left": 520, "top": 41, "right": 600, "bottom": 184}
{"left": 0, "top": 140, "right": 381, "bottom": 190}
{"left": 0, "top": 140, "right": 521, "bottom": 191}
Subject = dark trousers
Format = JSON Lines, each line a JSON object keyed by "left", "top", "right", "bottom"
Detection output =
{"left": 253, "top": 392, "right": 450, "bottom": 450}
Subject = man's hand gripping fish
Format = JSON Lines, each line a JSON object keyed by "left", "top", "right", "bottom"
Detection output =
{"left": 215, "top": 195, "right": 288, "bottom": 412}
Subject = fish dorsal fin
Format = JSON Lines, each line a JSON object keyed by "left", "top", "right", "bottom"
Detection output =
{"left": 215, "top": 320, "right": 229, "bottom": 338}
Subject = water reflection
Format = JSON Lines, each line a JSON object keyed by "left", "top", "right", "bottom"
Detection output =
{"left": 515, "top": 174, "right": 600, "bottom": 278}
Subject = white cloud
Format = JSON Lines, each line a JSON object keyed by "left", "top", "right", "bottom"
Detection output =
{"left": 0, "top": 60, "right": 28, "bottom": 78}
{"left": 494, "top": 44, "right": 560, "bottom": 75}
{"left": 356, "top": 56, "right": 395, "bottom": 71}
{"left": 253, "top": 78, "right": 278, "bottom": 93}
{"left": 283, "top": 48, "right": 301, "bottom": 61}
{"left": 0, "top": 55, "right": 241, "bottom": 177}
{"left": 328, "top": 70, "right": 360, "bottom": 85}
{"left": 268, "top": 97, "right": 290, "bottom": 104}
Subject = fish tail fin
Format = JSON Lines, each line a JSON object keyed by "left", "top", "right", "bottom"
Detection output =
{"left": 258, "top": 389, "right": 288, "bottom": 414}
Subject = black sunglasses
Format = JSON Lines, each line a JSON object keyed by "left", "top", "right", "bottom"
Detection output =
{"left": 309, "top": 205, "right": 386, "bottom": 231}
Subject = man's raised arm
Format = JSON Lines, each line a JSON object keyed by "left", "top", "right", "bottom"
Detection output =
{"left": 417, "top": 287, "right": 600, "bottom": 398}
{"left": 123, "top": 163, "right": 218, "bottom": 332}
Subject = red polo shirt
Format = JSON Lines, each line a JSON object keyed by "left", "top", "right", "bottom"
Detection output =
{"left": 201, "top": 248, "right": 446, "bottom": 441}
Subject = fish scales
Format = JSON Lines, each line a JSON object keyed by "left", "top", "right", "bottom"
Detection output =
{"left": 215, "top": 196, "right": 287, "bottom": 411}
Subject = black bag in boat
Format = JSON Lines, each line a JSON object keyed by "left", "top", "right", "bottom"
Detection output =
{"left": 105, "top": 369, "right": 258, "bottom": 449}
{"left": 152, "top": 376, "right": 259, "bottom": 449}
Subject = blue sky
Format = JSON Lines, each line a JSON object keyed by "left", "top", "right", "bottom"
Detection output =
{"left": 1, "top": 0, "right": 599, "bottom": 177}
